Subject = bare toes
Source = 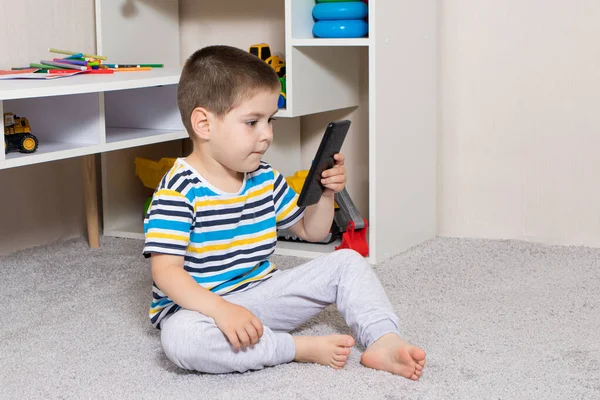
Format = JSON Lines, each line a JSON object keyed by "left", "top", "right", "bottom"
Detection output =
{"left": 335, "top": 348, "right": 348, "bottom": 356}
{"left": 332, "top": 360, "right": 346, "bottom": 369}
{"left": 333, "top": 354, "right": 348, "bottom": 362}
{"left": 416, "top": 364, "right": 423, "bottom": 372}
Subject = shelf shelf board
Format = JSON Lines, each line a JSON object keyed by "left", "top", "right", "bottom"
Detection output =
{"left": 274, "top": 108, "right": 292, "bottom": 118}
{"left": 104, "top": 220, "right": 341, "bottom": 259}
{"left": 3, "top": 141, "right": 98, "bottom": 169}
{"left": 291, "top": 38, "right": 371, "bottom": 47}
{"left": 105, "top": 128, "right": 187, "bottom": 150}
{"left": 0, "top": 68, "right": 182, "bottom": 101}
{"left": 275, "top": 238, "right": 341, "bottom": 258}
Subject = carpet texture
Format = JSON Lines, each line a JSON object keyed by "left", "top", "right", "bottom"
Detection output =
{"left": 0, "top": 237, "right": 599, "bottom": 399}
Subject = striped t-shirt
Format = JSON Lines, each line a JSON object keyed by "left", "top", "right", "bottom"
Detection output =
{"left": 143, "top": 158, "right": 304, "bottom": 328}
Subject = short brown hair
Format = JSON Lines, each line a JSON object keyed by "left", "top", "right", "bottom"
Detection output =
{"left": 177, "top": 45, "right": 281, "bottom": 135}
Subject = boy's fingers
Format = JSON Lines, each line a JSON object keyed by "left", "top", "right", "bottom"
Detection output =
{"left": 237, "top": 328, "right": 251, "bottom": 349}
{"left": 252, "top": 317, "right": 264, "bottom": 338}
{"left": 227, "top": 330, "right": 241, "bottom": 350}
{"left": 322, "top": 175, "right": 346, "bottom": 185}
{"left": 245, "top": 324, "right": 259, "bottom": 345}
{"left": 322, "top": 166, "right": 345, "bottom": 178}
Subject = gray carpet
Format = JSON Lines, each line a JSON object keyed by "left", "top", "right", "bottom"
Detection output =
{"left": 1, "top": 237, "right": 599, "bottom": 400}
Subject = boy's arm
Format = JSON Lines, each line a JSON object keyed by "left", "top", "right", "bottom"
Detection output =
{"left": 151, "top": 253, "right": 264, "bottom": 350}
{"left": 151, "top": 253, "right": 225, "bottom": 317}
{"left": 289, "top": 153, "right": 346, "bottom": 242}
{"left": 288, "top": 191, "right": 335, "bottom": 242}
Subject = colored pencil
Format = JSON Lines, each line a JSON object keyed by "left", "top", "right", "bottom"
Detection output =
{"left": 41, "top": 60, "right": 88, "bottom": 71}
{"left": 48, "top": 48, "right": 107, "bottom": 61}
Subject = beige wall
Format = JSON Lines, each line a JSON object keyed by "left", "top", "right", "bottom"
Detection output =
{"left": 0, "top": 0, "right": 96, "bottom": 256}
{"left": 438, "top": 0, "right": 600, "bottom": 247}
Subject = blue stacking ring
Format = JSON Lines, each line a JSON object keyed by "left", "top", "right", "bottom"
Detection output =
{"left": 312, "top": 2, "right": 368, "bottom": 21}
{"left": 313, "top": 20, "right": 369, "bottom": 38}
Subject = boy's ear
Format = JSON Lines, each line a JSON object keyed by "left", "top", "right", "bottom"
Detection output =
{"left": 190, "top": 107, "right": 211, "bottom": 140}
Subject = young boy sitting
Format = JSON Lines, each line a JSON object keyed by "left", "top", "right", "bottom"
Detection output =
{"left": 143, "top": 45, "right": 426, "bottom": 379}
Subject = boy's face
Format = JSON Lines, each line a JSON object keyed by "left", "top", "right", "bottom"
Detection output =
{"left": 209, "top": 89, "right": 279, "bottom": 173}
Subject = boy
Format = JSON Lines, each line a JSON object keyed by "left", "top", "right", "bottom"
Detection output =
{"left": 143, "top": 45, "right": 426, "bottom": 379}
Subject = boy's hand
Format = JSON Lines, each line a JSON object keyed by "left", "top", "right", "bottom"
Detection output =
{"left": 213, "top": 301, "right": 264, "bottom": 350}
{"left": 321, "top": 153, "right": 346, "bottom": 194}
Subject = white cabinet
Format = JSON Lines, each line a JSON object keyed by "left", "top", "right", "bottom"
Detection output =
{"left": 0, "top": 0, "right": 437, "bottom": 264}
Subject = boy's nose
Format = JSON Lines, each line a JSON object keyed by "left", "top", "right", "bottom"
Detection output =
{"left": 262, "top": 125, "right": 274, "bottom": 142}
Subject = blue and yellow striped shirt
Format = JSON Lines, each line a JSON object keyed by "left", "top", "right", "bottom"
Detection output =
{"left": 143, "top": 159, "right": 304, "bottom": 328}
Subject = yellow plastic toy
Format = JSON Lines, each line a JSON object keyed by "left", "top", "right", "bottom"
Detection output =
{"left": 285, "top": 170, "right": 309, "bottom": 195}
{"left": 135, "top": 157, "right": 176, "bottom": 190}
{"left": 135, "top": 157, "right": 177, "bottom": 217}
{"left": 4, "top": 112, "right": 39, "bottom": 154}
{"left": 285, "top": 170, "right": 338, "bottom": 208}
{"left": 248, "top": 43, "right": 272, "bottom": 62}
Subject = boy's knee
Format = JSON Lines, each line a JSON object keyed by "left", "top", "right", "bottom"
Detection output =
{"left": 334, "top": 249, "right": 371, "bottom": 274}
{"left": 336, "top": 248, "right": 368, "bottom": 265}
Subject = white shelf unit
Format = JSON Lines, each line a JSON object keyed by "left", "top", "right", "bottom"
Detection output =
{"left": 0, "top": 70, "right": 186, "bottom": 170}
{"left": 15, "top": 0, "right": 433, "bottom": 264}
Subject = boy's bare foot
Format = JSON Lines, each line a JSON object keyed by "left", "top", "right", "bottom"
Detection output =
{"left": 293, "top": 335, "right": 355, "bottom": 370}
{"left": 360, "top": 333, "right": 426, "bottom": 380}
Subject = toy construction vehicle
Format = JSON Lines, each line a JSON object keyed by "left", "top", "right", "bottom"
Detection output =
{"left": 249, "top": 43, "right": 287, "bottom": 107}
{"left": 278, "top": 170, "right": 369, "bottom": 257}
{"left": 249, "top": 43, "right": 272, "bottom": 62}
{"left": 4, "top": 113, "right": 39, "bottom": 154}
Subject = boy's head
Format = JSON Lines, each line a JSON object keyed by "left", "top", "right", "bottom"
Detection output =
{"left": 177, "top": 45, "right": 281, "bottom": 173}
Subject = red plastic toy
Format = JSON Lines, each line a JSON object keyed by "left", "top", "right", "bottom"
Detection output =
{"left": 336, "top": 218, "right": 369, "bottom": 257}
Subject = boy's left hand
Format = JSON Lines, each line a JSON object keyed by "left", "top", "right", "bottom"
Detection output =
{"left": 321, "top": 153, "right": 346, "bottom": 194}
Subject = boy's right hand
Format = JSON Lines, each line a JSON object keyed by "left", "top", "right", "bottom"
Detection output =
{"left": 213, "top": 301, "right": 264, "bottom": 350}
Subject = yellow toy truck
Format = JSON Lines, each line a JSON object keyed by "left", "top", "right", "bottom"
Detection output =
{"left": 249, "top": 43, "right": 272, "bottom": 61}
{"left": 4, "top": 113, "right": 39, "bottom": 154}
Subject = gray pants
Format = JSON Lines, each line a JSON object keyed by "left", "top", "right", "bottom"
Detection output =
{"left": 160, "top": 249, "right": 400, "bottom": 374}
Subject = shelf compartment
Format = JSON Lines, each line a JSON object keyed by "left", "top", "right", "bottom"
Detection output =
{"left": 104, "top": 85, "right": 183, "bottom": 131}
{"left": 2, "top": 93, "right": 102, "bottom": 169}
{"left": 288, "top": 0, "right": 370, "bottom": 41}
{"left": 179, "top": 0, "right": 285, "bottom": 62}
{"left": 288, "top": 46, "right": 360, "bottom": 116}
{"left": 102, "top": 142, "right": 185, "bottom": 238}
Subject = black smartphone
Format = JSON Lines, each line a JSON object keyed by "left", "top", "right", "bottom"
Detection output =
{"left": 297, "top": 120, "right": 351, "bottom": 207}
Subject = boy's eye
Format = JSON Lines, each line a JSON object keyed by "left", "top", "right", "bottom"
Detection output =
{"left": 268, "top": 117, "right": 276, "bottom": 124}
{"left": 246, "top": 120, "right": 258, "bottom": 127}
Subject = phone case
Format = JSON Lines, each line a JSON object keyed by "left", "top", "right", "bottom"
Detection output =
{"left": 297, "top": 120, "right": 351, "bottom": 207}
